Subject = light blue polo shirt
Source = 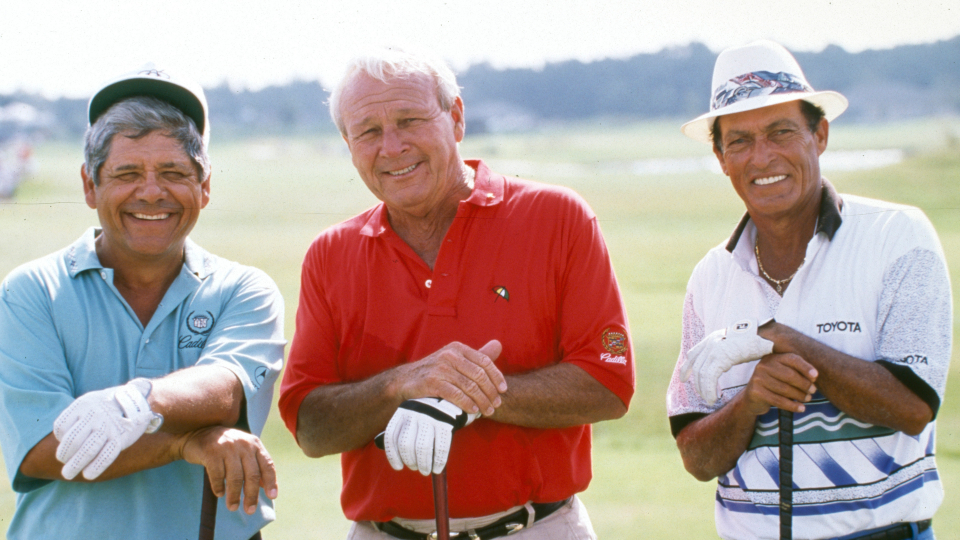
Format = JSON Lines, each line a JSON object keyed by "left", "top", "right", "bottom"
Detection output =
{"left": 0, "top": 227, "right": 285, "bottom": 540}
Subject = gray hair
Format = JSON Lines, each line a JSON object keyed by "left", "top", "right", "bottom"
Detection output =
{"left": 84, "top": 96, "right": 210, "bottom": 186}
{"left": 328, "top": 49, "right": 462, "bottom": 137}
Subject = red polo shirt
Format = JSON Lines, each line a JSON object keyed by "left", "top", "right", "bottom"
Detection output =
{"left": 279, "top": 160, "right": 634, "bottom": 521}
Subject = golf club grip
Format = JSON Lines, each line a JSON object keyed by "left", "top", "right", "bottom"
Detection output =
{"left": 779, "top": 408, "right": 794, "bottom": 540}
{"left": 432, "top": 470, "right": 451, "bottom": 540}
{"left": 199, "top": 469, "right": 217, "bottom": 540}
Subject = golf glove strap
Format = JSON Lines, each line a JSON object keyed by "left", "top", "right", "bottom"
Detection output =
{"left": 681, "top": 318, "right": 774, "bottom": 406}
{"left": 53, "top": 378, "right": 163, "bottom": 480}
{"left": 384, "top": 397, "right": 478, "bottom": 476}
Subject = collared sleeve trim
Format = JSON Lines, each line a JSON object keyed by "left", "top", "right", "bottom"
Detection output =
{"left": 876, "top": 360, "right": 941, "bottom": 419}
{"left": 670, "top": 413, "right": 707, "bottom": 438}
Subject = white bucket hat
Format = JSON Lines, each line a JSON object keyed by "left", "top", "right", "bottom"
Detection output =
{"left": 681, "top": 40, "right": 848, "bottom": 144}
{"left": 88, "top": 63, "right": 209, "bottom": 145}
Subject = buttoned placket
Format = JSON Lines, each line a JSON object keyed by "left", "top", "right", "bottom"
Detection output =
{"left": 95, "top": 267, "right": 144, "bottom": 332}
{"left": 423, "top": 207, "right": 474, "bottom": 320}
{"left": 96, "top": 265, "right": 203, "bottom": 362}
{"left": 425, "top": 230, "right": 460, "bottom": 319}
{"left": 376, "top": 167, "right": 501, "bottom": 329}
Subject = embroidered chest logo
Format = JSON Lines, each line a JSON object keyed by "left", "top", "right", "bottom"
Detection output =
{"left": 180, "top": 311, "right": 215, "bottom": 349}
{"left": 492, "top": 286, "right": 510, "bottom": 302}
{"left": 816, "top": 321, "right": 862, "bottom": 334}
{"left": 601, "top": 328, "right": 628, "bottom": 364}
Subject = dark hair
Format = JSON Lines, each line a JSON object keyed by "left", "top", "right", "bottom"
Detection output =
{"left": 84, "top": 96, "right": 210, "bottom": 186}
{"left": 711, "top": 100, "right": 826, "bottom": 154}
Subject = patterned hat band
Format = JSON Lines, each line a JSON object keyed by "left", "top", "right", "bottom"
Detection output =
{"left": 711, "top": 70, "right": 814, "bottom": 111}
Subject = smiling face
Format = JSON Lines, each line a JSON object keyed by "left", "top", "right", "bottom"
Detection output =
{"left": 338, "top": 71, "right": 466, "bottom": 219}
{"left": 82, "top": 130, "right": 209, "bottom": 266}
{"left": 713, "top": 100, "right": 828, "bottom": 223}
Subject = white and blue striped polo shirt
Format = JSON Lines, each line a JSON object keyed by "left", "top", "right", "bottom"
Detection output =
{"left": 667, "top": 182, "right": 951, "bottom": 539}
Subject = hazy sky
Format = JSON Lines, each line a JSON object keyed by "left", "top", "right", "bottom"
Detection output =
{"left": 2, "top": 0, "right": 958, "bottom": 98}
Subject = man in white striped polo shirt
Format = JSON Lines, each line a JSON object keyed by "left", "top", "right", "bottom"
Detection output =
{"left": 666, "top": 40, "right": 950, "bottom": 540}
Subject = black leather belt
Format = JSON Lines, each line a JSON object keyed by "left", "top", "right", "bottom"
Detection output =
{"left": 844, "top": 519, "right": 932, "bottom": 540}
{"left": 373, "top": 498, "right": 570, "bottom": 540}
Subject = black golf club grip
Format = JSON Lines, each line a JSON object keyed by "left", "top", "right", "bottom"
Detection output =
{"left": 779, "top": 408, "right": 794, "bottom": 540}
{"left": 199, "top": 469, "right": 217, "bottom": 540}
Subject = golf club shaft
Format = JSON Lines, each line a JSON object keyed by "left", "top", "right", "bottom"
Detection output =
{"left": 199, "top": 469, "right": 218, "bottom": 540}
{"left": 779, "top": 408, "right": 794, "bottom": 540}
{"left": 432, "top": 470, "right": 450, "bottom": 540}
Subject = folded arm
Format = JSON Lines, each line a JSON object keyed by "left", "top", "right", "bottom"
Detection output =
{"left": 677, "top": 348, "right": 818, "bottom": 481}
{"left": 760, "top": 322, "right": 933, "bottom": 434}
{"left": 22, "top": 423, "right": 276, "bottom": 515}
{"left": 488, "top": 363, "right": 627, "bottom": 428}
{"left": 676, "top": 321, "right": 934, "bottom": 481}
{"left": 295, "top": 340, "right": 506, "bottom": 458}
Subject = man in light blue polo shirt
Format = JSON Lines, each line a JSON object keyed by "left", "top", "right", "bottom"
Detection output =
{"left": 0, "top": 66, "right": 284, "bottom": 539}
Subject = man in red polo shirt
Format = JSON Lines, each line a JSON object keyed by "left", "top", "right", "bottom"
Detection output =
{"left": 279, "top": 49, "right": 635, "bottom": 540}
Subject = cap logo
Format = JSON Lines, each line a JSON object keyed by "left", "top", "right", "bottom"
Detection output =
{"left": 138, "top": 68, "right": 170, "bottom": 80}
{"left": 712, "top": 70, "right": 813, "bottom": 111}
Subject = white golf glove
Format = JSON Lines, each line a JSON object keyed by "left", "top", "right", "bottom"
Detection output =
{"left": 53, "top": 378, "right": 163, "bottom": 480}
{"left": 383, "top": 397, "right": 478, "bottom": 476}
{"left": 681, "top": 319, "right": 774, "bottom": 406}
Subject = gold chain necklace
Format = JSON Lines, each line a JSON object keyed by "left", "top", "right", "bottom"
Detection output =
{"left": 755, "top": 241, "right": 804, "bottom": 295}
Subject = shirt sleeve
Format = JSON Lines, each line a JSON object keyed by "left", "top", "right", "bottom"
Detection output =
{"left": 196, "top": 267, "right": 286, "bottom": 436}
{"left": 666, "top": 288, "right": 713, "bottom": 437}
{"left": 874, "top": 240, "right": 952, "bottom": 417}
{"left": 555, "top": 197, "right": 635, "bottom": 408}
{"left": 278, "top": 241, "right": 339, "bottom": 440}
{"left": 0, "top": 273, "right": 73, "bottom": 492}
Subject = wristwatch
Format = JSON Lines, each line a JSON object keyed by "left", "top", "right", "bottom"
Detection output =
{"left": 130, "top": 378, "right": 165, "bottom": 434}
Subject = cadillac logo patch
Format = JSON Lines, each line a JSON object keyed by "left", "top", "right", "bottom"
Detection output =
{"left": 602, "top": 328, "right": 628, "bottom": 355}
{"left": 187, "top": 311, "right": 215, "bottom": 335}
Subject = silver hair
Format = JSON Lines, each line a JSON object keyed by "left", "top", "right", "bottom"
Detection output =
{"left": 328, "top": 49, "right": 462, "bottom": 137}
{"left": 84, "top": 96, "right": 210, "bottom": 186}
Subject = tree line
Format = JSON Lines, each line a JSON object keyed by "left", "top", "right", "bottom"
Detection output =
{"left": 2, "top": 37, "right": 958, "bottom": 140}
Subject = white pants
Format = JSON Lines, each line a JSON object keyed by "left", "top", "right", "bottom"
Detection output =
{"left": 347, "top": 495, "right": 597, "bottom": 540}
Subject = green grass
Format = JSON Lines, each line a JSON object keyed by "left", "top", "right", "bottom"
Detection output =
{"left": 2, "top": 116, "right": 960, "bottom": 539}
